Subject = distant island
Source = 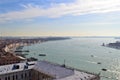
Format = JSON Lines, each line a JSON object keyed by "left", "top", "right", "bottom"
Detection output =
{"left": 102, "top": 41, "right": 120, "bottom": 49}
{"left": 42, "top": 37, "right": 71, "bottom": 41}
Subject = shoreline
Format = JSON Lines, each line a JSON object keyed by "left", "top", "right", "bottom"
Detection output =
{"left": 2, "top": 37, "right": 71, "bottom": 61}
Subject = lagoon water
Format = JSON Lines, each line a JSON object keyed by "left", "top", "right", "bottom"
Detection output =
{"left": 23, "top": 38, "right": 120, "bottom": 80}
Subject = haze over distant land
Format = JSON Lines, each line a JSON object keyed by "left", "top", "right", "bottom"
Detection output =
{"left": 0, "top": 0, "right": 120, "bottom": 36}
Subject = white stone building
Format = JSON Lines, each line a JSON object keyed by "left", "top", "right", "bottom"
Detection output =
{"left": 0, "top": 61, "right": 100, "bottom": 80}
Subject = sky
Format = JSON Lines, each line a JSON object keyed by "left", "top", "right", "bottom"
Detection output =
{"left": 1, "top": 0, "right": 120, "bottom": 36}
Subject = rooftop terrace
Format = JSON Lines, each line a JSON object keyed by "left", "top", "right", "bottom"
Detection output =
{"left": 33, "top": 61, "right": 74, "bottom": 79}
{"left": 33, "top": 61, "right": 99, "bottom": 80}
{"left": 0, "top": 61, "right": 99, "bottom": 80}
{"left": 56, "top": 70, "right": 97, "bottom": 80}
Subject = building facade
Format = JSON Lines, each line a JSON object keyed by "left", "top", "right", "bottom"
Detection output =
{"left": 0, "top": 61, "right": 100, "bottom": 80}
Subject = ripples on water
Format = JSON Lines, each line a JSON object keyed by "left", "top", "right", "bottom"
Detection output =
{"left": 23, "top": 38, "right": 120, "bottom": 80}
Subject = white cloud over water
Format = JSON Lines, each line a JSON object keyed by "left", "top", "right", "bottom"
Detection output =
{"left": 1, "top": 0, "right": 120, "bottom": 23}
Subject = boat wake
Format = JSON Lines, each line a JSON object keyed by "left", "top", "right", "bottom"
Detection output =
{"left": 85, "top": 61, "right": 97, "bottom": 64}
{"left": 107, "top": 69, "right": 120, "bottom": 74}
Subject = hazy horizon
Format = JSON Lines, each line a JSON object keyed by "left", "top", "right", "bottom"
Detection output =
{"left": 1, "top": 35, "right": 120, "bottom": 38}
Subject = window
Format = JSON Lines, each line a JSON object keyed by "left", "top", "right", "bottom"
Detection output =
{"left": 25, "top": 73, "right": 27, "bottom": 78}
{"left": 42, "top": 76, "right": 45, "bottom": 79}
{"left": 16, "top": 75, "right": 18, "bottom": 80}
{"left": 8, "top": 76, "right": 10, "bottom": 80}
{"left": 13, "top": 75, "right": 15, "bottom": 80}
{"left": 29, "top": 72, "right": 31, "bottom": 76}
{"left": 21, "top": 74, "right": 23, "bottom": 79}
{"left": 5, "top": 77, "right": 7, "bottom": 80}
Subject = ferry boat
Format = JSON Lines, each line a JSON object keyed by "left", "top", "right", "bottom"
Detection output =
{"left": 39, "top": 54, "right": 46, "bottom": 56}
{"left": 15, "top": 50, "right": 29, "bottom": 52}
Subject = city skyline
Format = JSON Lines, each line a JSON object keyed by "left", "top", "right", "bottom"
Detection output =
{"left": 1, "top": 0, "right": 120, "bottom": 36}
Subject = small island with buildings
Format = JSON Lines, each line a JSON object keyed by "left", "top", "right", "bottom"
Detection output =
{"left": 102, "top": 41, "right": 120, "bottom": 50}
{"left": 0, "top": 37, "right": 100, "bottom": 80}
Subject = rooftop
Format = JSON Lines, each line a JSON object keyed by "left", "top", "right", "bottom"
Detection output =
{"left": 33, "top": 61, "right": 99, "bottom": 80}
{"left": 0, "top": 61, "right": 36, "bottom": 75}
{"left": 55, "top": 70, "right": 96, "bottom": 80}
{"left": 33, "top": 61, "right": 74, "bottom": 79}
{"left": 0, "top": 61, "right": 99, "bottom": 80}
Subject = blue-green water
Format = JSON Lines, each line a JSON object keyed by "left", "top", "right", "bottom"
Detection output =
{"left": 23, "top": 38, "right": 120, "bottom": 80}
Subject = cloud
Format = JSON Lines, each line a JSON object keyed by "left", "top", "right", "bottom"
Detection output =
{"left": 0, "top": 0, "right": 120, "bottom": 23}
